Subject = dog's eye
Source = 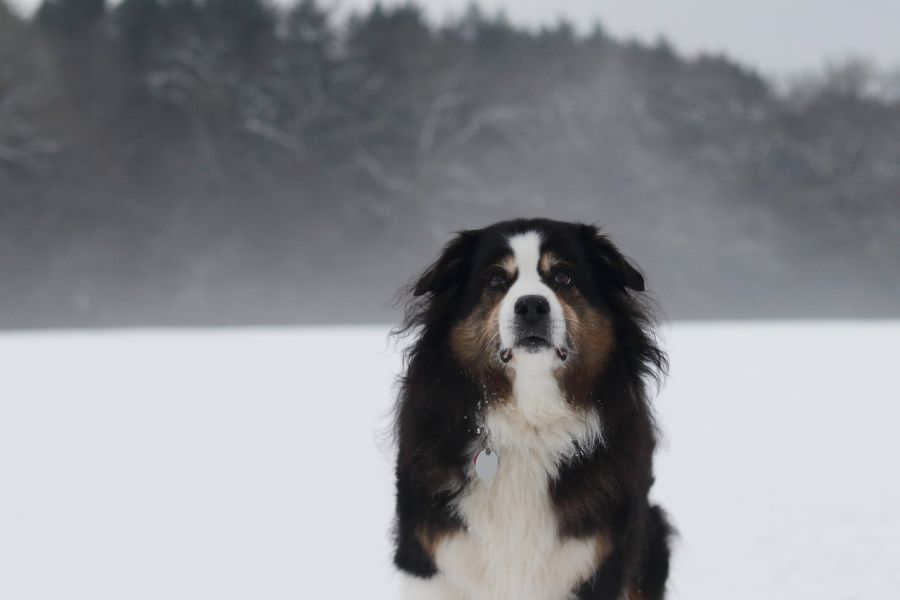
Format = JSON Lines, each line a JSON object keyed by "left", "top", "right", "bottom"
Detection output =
{"left": 553, "top": 271, "right": 573, "bottom": 286}
{"left": 487, "top": 274, "right": 508, "bottom": 290}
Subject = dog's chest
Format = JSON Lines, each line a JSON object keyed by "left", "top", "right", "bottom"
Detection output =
{"left": 435, "top": 368, "right": 602, "bottom": 599}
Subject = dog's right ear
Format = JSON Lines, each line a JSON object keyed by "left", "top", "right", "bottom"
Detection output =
{"left": 580, "top": 224, "right": 646, "bottom": 292}
{"left": 413, "top": 230, "right": 478, "bottom": 297}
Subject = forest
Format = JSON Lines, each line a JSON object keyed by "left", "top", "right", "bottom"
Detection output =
{"left": 1, "top": 0, "right": 899, "bottom": 326}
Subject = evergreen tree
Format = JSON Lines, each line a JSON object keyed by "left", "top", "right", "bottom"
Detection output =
{"left": 36, "top": 0, "right": 105, "bottom": 34}
{"left": 114, "top": 0, "right": 161, "bottom": 63}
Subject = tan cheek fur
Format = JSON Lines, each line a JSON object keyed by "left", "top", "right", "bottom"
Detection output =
{"left": 450, "top": 258, "right": 516, "bottom": 371}
{"left": 557, "top": 294, "right": 616, "bottom": 406}
{"left": 539, "top": 252, "right": 615, "bottom": 383}
{"left": 450, "top": 299, "right": 503, "bottom": 369}
{"left": 540, "top": 249, "right": 615, "bottom": 383}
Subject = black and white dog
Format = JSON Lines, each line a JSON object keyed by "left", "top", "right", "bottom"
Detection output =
{"left": 393, "top": 219, "right": 672, "bottom": 600}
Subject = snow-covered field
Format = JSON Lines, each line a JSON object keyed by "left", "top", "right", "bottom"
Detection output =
{"left": 1, "top": 322, "right": 898, "bottom": 599}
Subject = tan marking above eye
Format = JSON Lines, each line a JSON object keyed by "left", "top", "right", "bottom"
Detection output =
{"left": 539, "top": 251, "right": 562, "bottom": 275}
{"left": 541, "top": 252, "right": 577, "bottom": 288}
{"left": 501, "top": 255, "right": 517, "bottom": 276}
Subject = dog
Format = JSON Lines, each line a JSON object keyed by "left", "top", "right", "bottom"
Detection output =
{"left": 392, "top": 219, "right": 672, "bottom": 600}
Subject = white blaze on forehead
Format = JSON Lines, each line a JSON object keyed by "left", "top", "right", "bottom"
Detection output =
{"left": 499, "top": 231, "right": 567, "bottom": 351}
{"left": 507, "top": 231, "right": 543, "bottom": 286}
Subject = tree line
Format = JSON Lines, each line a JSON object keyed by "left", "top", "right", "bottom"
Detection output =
{"left": 1, "top": 0, "right": 898, "bottom": 326}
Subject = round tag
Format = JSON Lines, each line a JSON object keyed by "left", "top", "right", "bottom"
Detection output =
{"left": 474, "top": 449, "right": 499, "bottom": 481}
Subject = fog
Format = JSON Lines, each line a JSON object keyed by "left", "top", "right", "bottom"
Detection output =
{"left": 1, "top": 1, "right": 899, "bottom": 327}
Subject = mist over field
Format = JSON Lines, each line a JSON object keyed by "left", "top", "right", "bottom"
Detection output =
{"left": 1, "top": 0, "right": 899, "bottom": 328}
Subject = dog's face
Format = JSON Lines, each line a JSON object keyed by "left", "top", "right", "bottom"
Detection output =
{"left": 412, "top": 220, "right": 645, "bottom": 390}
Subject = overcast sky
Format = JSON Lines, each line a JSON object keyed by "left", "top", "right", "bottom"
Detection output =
{"left": 11, "top": 0, "right": 900, "bottom": 77}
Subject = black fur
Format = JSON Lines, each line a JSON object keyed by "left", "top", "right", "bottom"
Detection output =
{"left": 393, "top": 218, "right": 673, "bottom": 599}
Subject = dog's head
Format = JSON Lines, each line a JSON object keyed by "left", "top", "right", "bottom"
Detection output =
{"left": 402, "top": 219, "right": 661, "bottom": 406}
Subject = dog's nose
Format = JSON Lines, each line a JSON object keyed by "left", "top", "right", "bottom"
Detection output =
{"left": 514, "top": 295, "right": 550, "bottom": 325}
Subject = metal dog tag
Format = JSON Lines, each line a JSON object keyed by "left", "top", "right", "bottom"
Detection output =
{"left": 474, "top": 449, "right": 499, "bottom": 482}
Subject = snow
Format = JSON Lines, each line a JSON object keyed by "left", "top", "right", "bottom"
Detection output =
{"left": 1, "top": 322, "right": 898, "bottom": 599}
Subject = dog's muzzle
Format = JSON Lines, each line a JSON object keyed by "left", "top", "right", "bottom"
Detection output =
{"left": 513, "top": 295, "right": 552, "bottom": 351}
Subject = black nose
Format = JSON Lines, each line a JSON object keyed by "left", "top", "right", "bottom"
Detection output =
{"left": 514, "top": 295, "right": 550, "bottom": 324}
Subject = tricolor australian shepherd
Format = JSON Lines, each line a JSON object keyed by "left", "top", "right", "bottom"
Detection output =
{"left": 392, "top": 219, "right": 672, "bottom": 600}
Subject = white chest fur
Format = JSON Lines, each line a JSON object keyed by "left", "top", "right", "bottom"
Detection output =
{"left": 433, "top": 354, "right": 603, "bottom": 600}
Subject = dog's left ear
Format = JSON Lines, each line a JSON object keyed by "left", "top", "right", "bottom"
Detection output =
{"left": 413, "top": 230, "right": 478, "bottom": 297}
{"left": 581, "top": 225, "right": 645, "bottom": 292}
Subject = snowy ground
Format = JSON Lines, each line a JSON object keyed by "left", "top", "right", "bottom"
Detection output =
{"left": 1, "top": 322, "right": 898, "bottom": 599}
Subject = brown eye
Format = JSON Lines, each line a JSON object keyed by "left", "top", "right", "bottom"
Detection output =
{"left": 554, "top": 271, "right": 572, "bottom": 286}
{"left": 488, "top": 274, "right": 508, "bottom": 290}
